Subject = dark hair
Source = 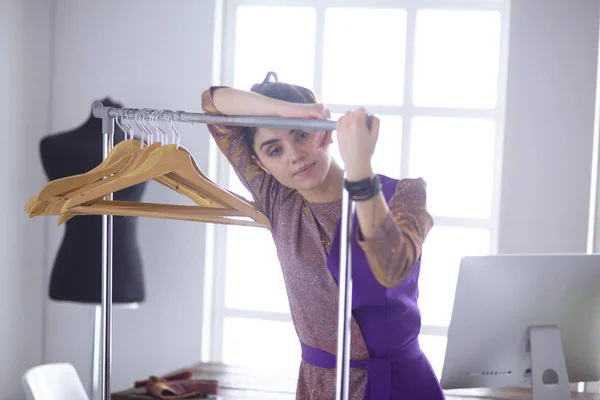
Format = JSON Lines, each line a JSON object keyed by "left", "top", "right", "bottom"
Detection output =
{"left": 246, "top": 71, "right": 318, "bottom": 156}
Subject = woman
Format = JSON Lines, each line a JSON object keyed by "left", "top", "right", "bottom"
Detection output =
{"left": 201, "top": 72, "right": 445, "bottom": 400}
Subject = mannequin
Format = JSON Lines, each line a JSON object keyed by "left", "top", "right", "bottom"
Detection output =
{"left": 41, "top": 98, "right": 147, "bottom": 304}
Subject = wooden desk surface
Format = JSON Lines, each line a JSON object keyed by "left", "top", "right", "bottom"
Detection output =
{"left": 112, "top": 362, "right": 600, "bottom": 400}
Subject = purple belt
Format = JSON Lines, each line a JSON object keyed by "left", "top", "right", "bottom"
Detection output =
{"left": 300, "top": 342, "right": 391, "bottom": 399}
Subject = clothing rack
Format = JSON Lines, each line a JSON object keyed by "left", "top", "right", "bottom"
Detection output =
{"left": 91, "top": 102, "right": 355, "bottom": 400}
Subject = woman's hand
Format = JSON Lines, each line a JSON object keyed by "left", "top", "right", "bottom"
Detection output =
{"left": 336, "top": 107, "right": 380, "bottom": 180}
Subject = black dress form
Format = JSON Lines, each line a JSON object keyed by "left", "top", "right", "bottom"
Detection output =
{"left": 42, "top": 98, "right": 147, "bottom": 304}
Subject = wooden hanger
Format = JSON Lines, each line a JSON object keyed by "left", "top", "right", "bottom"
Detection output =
{"left": 28, "top": 139, "right": 270, "bottom": 229}
{"left": 26, "top": 140, "right": 146, "bottom": 215}
{"left": 66, "top": 200, "right": 264, "bottom": 228}
{"left": 28, "top": 141, "right": 224, "bottom": 218}
{"left": 27, "top": 142, "right": 154, "bottom": 218}
{"left": 38, "top": 139, "right": 142, "bottom": 199}
{"left": 59, "top": 142, "right": 268, "bottom": 225}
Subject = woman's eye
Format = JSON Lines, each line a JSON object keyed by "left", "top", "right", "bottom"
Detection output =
{"left": 297, "top": 131, "right": 310, "bottom": 141}
{"left": 269, "top": 147, "right": 281, "bottom": 156}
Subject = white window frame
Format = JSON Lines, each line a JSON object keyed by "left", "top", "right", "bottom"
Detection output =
{"left": 202, "top": 0, "right": 511, "bottom": 366}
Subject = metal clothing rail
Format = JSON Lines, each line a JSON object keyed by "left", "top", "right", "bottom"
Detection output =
{"left": 91, "top": 102, "right": 356, "bottom": 400}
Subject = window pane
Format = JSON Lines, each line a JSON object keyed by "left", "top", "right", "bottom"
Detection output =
{"left": 419, "top": 334, "right": 447, "bottom": 379}
{"left": 223, "top": 317, "right": 300, "bottom": 371}
{"left": 409, "top": 117, "right": 496, "bottom": 219}
{"left": 413, "top": 10, "right": 502, "bottom": 108}
{"left": 226, "top": 168, "right": 289, "bottom": 313}
{"left": 234, "top": 6, "right": 316, "bottom": 90}
{"left": 224, "top": 223, "right": 290, "bottom": 314}
{"left": 322, "top": 8, "right": 407, "bottom": 105}
{"left": 228, "top": 167, "right": 252, "bottom": 200}
{"left": 418, "top": 226, "right": 490, "bottom": 327}
{"left": 331, "top": 113, "right": 403, "bottom": 178}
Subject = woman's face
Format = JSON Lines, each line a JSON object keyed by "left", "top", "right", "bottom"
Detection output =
{"left": 252, "top": 127, "right": 332, "bottom": 190}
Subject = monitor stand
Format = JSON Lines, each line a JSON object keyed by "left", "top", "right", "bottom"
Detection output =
{"left": 529, "top": 325, "right": 572, "bottom": 400}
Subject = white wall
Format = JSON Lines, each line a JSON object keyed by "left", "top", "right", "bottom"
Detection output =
{"left": 43, "top": 0, "right": 218, "bottom": 394}
{"left": 0, "top": 1, "right": 53, "bottom": 399}
{"left": 498, "top": 0, "right": 600, "bottom": 254}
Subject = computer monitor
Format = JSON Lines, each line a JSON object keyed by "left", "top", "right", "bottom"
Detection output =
{"left": 440, "top": 254, "right": 600, "bottom": 400}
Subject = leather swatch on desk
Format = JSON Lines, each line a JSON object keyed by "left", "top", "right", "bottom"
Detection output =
{"left": 112, "top": 384, "right": 215, "bottom": 400}
{"left": 114, "top": 375, "right": 218, "bottom": 399}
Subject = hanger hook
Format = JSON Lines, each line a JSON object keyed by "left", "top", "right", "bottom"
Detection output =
{"left": 149, "top": 110, "right": 160, "bottom": 144}
{"left": 133, "top": 110, "right": 142, "bottom": 146}
{"left": 126, "top": 109, "right": 135, "bottom": 140}
{"left": 135, "top": 109, "right": 151, "bottom": 147}
{"left": 121, "top": 109, "right": 134, "bottom": 140}
{"left": 115, "top": 109, "right": 128, "bottom": 141}
{"left": 134, "top": 109, "right": 144, "bottom": 146}
{"left": 170, "top": 111, "right": 182, "bottom": 149}
{"left": 152, "top": 109, "right": 168, "bottom": 145}
{"left": 142, "top": 109, "right": 155, "bottom": 145}
{"left": 159, "top": 110, "right": 169, "bottom": 145}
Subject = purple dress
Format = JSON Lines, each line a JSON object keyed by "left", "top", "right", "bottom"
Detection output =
{"left": 202, "top": 88, "right": 445, "bottom": 400}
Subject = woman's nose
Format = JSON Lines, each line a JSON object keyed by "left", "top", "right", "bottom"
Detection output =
{"left": 288, "top": 145, "right": 307, "bottom": 163}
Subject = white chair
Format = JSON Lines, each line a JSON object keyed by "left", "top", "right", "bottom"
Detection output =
{"left": 22, "top": 363, "right": 89, "bottom": 400}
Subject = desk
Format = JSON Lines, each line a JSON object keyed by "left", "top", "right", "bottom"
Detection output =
{"left": 112, "top": 363, "right": 600, "bottom": 400}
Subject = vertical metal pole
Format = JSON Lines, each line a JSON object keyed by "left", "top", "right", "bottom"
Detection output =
{"left": 335, "top": 181, "right": 354, "bottom": 400}
{"left": 92, "top": 305, "right": 101, "bottom": 400}
{"left": 100, "top": 115, "right": 114, "bottom": 400}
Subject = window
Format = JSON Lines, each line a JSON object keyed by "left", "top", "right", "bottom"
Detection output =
{"left": 207, "top": 0, "right": 510, "bottom": 379}
{"left": 322, "top": 8, "right": 408, "bottom": 106}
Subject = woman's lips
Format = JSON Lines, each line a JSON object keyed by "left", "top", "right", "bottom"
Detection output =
{"left": 295, "top": 162, "right": 316, "bottom": 176}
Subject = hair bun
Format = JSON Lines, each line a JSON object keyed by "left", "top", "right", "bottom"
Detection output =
{"left": 262, "top": 71, "right": 279, "bottom": 84}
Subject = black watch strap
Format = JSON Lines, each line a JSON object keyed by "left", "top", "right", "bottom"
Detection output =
{"left": 343, "top": 174, "right": 382, "bottom": 201}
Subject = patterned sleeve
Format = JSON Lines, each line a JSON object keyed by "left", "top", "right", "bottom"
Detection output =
{"left": 357, "top": 178, "right": 434, "bottom": 289}
{"left": 201, "top": 87, "right": 279, "bottom": 220}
